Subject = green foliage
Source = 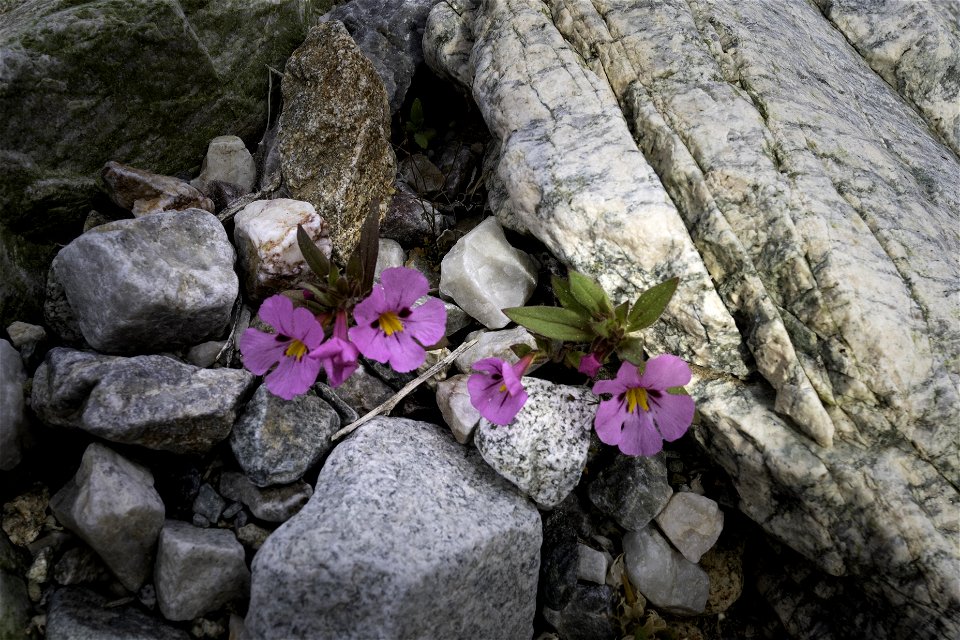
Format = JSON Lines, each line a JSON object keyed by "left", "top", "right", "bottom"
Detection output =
{"left": 502, "top": 306, "right": 593, "bottom": 342}
{"left": 404, "top": 98, "right": 436, "bottom": 150}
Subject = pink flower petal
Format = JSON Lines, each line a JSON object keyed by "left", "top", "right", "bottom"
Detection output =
{"left": 619, "top": 410, "right": 663, "bottom": 456}
{"left": 352, "top": 287, "right": 388, "bottom": 326}
{"left": 593, "top": 397, "right": 626, "bottom": 446}
{"left": 501, "top": 359, "right": 525, "bottom": 396}
{"left": 637, "top": 354, "right": 691, "bottom": 391}
{"left": 311, "top": 337, "right": 359, "bottom": 387}
{"left": 471, "top": 358, "right": 506, "bottom": 376}
{"left": 264, "top": 353, "right": 322, "bottom": 400}
{"left": 380, "top": 267, "right": 428, "bottom": 309}
{"left": 404, "top": 297, "right": 446, "bottom": 347}
{"left": 289, "top": 306, "right": 325, "bottom": 347}
{"left": 348, "top": 323, "right": 390, "bottom": 363}
{"left": 578, "top": 353, "right": 602, "bottom": 377}
{"left": 257, "top": 295, "right": 295, "bottom": 335}
{"left": 615, "top": 360, "right": 644, "bottom": 388}
{"left": 239, "top": 328, "right": 287, "bottom": 375}
{"left": 385, "top": 332, "right": 426, "bottom": 372}
{"left": 593, "top": 377, "right": 627, "bottom": 397}
{"left": 467, "top": 371, "right": 527, "bottom": 425}
{"left": 649, "top": 393, "right": 696, "bottom": 442}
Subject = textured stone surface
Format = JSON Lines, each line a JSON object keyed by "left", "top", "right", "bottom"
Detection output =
{"left": 155, "top": 521, "right": 250, "bottom": 621}
{"left": 541, "top": 583, "right": 619, "bottom": 640}
{"left": 375, "top": 238, "right": 406, "bottom": 279}
{"left": 280, "top": 22, "right": 395, "bottom": 259}
{"left": 46, "top": 587, "right": 189, "bottom": 640}
{"left": 475, "top": 377, "right": 595, "bottom": 508}
{"left": 0, "top": 224, "right": 56, "bottom": 328}
{"left": 813, "top": 0, "right": 960, "bottom": 155}
{"left": 435, "top": 373, "right": 480, "bottom": 444}
{"left": 219, "top": 472, "right": 312, "bottom": 523}
{"left": 192, "top": 484, "right": 225, "bottom": 524}
{"left": 655, "top": 492, "right": 724, "bottom": 563}
{"left": 439, "top": 216, "right": 537, "bottom": 329}
{"left": 381, "top": 182, "right": 454, "bottom": 247}
{"left": 454, "top": 326, "right": 537, "bottom": 373}
{"left": 32, "top": 348, "right": 255, "bottom": 454}
{"left": 0, "top": 339, "right": 27, "bottom": 470}
{"left": 233, "top": 198, "right": 330, "bottom": 299}
{"left": 101, "top": 161, "right": 214, "bottom": 216}
{"left": 193, "top": 135, "right": 257, "bottom": 193}
{"left": 0, "top": 0, "right": 320, "bottom": 231}
{"left": 246, "top": 418, "right": 541, "bottom": 639}
{"left": 624, "top": 526, "right": 709, "bottom": 615}
{"left": 321, "top": 0, "right": 440, "bottom": 112}
{"left": 51, "top": 209, "right": 238, "bottom": 354}
{"left": 588, "top": 452, "right": 672, "bottom": 532}
{"left": 0, "top": 569, "right": 30, "bottom": 639}
{"left": 230, "top": 384, "right": 340, "bottom": 487}
{"left": 576, "top": 544, "right": 608, "bottom": 585}
{"left": 49, "top": 444, "right": 165, "bottom": 591}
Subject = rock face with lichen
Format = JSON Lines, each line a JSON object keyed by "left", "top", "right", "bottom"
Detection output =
{"left": 424, "top": 0, "right": 960, "bottom": 637}
{"left": 279, "top": 21, "right": 396, "bottom": 259}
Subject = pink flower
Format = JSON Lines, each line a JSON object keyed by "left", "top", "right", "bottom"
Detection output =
{"left": 591, "top": 355, "right": 695, "bottom": 456}
{"left": 467, "top": 354, "right": 534, "bottom": 425}
{"left": 309, "top": 309, "right": 359, "bottom": 387}
{"left": 349, "top": 267, "right": 446, "bottom": 373}
{"left": 578, "top": 352, "right": 603, "bottom": 377}
{"left": 239, "top": 295, "right": 326, "bottom": 400}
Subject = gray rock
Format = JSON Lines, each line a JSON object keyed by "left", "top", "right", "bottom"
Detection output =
{"left": 423, "top": 0, "right": 478, "bottom": 89}
{"left": 399, "top": 154, "right": 445, "bottom": 194}
{"left": 32, "top": 348, "right": 255, "bottom": 454}
{"left": 49, "top": 443, "right": 165, "bottom": 591}
{"left": 101, "top": 161, "right": 214, "bottom": 217}
{"left": 155, "top": 521, "right": 250, "bottom": 622}
{"left": 51, "top": 209, "right": 238, "bottom": 354}
{"left": 6, "top": 320, "right": 45, "bottom": 352}
{"left": 435, "top": 373, "right": 480, "bottom": 444}
{"left": 230, "top": 384, "right": 340, "bottom": 487}
{"left": 321, "top": 0, "right": 441, "bottom": 112}
{"left": 192, "top": 484, "right": 226, "bottom": 524}
{"left": 219, "top": 472, "right": 312, "bottom": 523}
{"left": 439, "top": 216, "right": 538, "bottom": 329}
{"left": 624, "top": 527, "right": 709, "bottom": 615}
{"left": 381, "top": 182, "right": 454, "bottom": 247}
{"left": 455, "top": 326, "right": 538, "bottom": 373}
{"left": 185, "top": 341, "right": 225, "bottom": 369}
{"left": 475, "top": 378, "right": 595, "bottom": 508}
{"left": 587, "top": 453, "right": 673, "bottom": 532}
{"left": 280, "top": 22, "right": 395, "bottom": 260}
{"left": 327, "top": 362, "right": 395, "bottom": 415}
{"left": 655, "top": 492, "right": 724, "bottom": 563}
{"left": 0, "top": 339, "right": 27, "bottom": 470}
{"left": 0, "top": 0, "right": 320, "bottom": 231}
{"left": 46, "top": 587, "right": 189, "bottom": 640}
{"left": 42, "top": 266, "right": 84, "bottom": 345}
{"left": 443, "top": 301, "right": 473, "bottom": 336}
{"left": 0, "top": 570, "right": 30, "bottom": 639}
{"left": 246, "top": 418, "right": 541, "bottom": 639}
{"left": 814, "top": 0, "right": 960, "bottom": 154}
{"left": 375, "top": 238, "right": 406, "bottom": 280}
{"left": 576, "top": 544, "right": 608, "bottom": 586}
{"left": 541, "top": 583, "right": 619, "bottom": 640}
{"left": 52, "top": 546, "right": 111, "bottom": 586}
{"left": 193, "top": 135, "right": 257, "bottom": 194}
{"left": 0, "top": 223, "right": 55, "bottom": 329}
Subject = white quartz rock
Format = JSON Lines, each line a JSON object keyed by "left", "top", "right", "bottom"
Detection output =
{"left": 435, "top": 374, "right": 480, "bottom": 444}
{"left": 439, "top": 216, "right": 537, "bottom": 329}
{"left": 576, "top": 544, "right": 609, "bottom": 585}
{"left": 654, "top": 492, "right": 724, "bottom": 563}
{"left": 233, "top": 199, "right": 331, "bottom": 299}
{"left": 375, "top": 238, "right": 406, "bottom": 280}
{"left": 193, "top": 135, "right": 257, "bottom": 193}
{"left": 624, "top": 526, "right": 709, "bottom": 615}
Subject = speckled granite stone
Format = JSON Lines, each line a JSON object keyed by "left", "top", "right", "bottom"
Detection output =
{"left": 246, "top": 418, "right": 541, "bottom": 639}
{"left": 474, "top": 377, "right": 595, "bottom": 509}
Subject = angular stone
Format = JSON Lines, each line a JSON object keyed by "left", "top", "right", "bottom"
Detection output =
{"left": 46, "top": 587, "right": 189, "bottom": 640}
{"left": 0, "top": 339, "right": 27, "bottom": 470}
{"left": 193, "top": 135, "right": 256, "bottom": 194}
{"left": 321, "top": 0, "right": 440, "bottom": 112}
{"left": 541, "top": 583, "right": 620, "bottom": 640}
{"left": 49, "top": 444, "right": 165, "bottom": 591}
{"left": 624, "top": 527, "right": 709, "bottom": 615}
{"left": 219, "top": 472, "right": 312, "bottom": 523}
{"left": 101, "top": 161, "right": 214, "bottom": 217}
{"left": 230, "top": 384, "right": 340, "bottom": 487}
{"left": 655, "top": 492, "right": 724, "bottom": 563}
{"left": 280, "top": 22, "right": 395, "bottom": 259}
{"left": 399, "top": 154, "right": 445, "bottom": 194}
{"left": 444, "top": 301, "right": 473, "bottom": 336}
{"left": 381, "top": 182, "right": 454, "bottom": 247}
{"left": 327, "top": 362, "right": 395, "bottom": 415}
{"left": 475, "top": 378, "right": 594, "bottom": 508}
{"left": 51, "top": 209, "right": 238, "bottom": 354}
{"left": 455, "top": 326, "right": 538, "bottom": 373}
{"left": 32, "top": 348, "right": 255, "bottom": 454}
{"left": 185, "top": 341, "right": 225, "bottom": 369}
{"left": 700, "top": 542, "right": 744, "bottom": 615}
{"left": 588, "top": 453, "right": 673, "bottom": 532}
{"left": 246, "top": 418, "right": 541, "bottom": 639}
{"left": 439, "top": 216, "right": 537, "bottom": 329}
{"left": 233, "top": 198, "right": 330, "bottom": 299}
{"left": 192, "top": 484, "right": 225, "bottom": 524}
{"left": 52, "top": 547, "right": 111, "bottom": 586}
{"left": 435, "top": 374, "right": 480, "bottom": 444}
{"left": 154, "top": 521, "right": 250, "bottom": 622}
{"left": 576, "top": 544, "right": 608, "bottom": 585}
{"left": 375, "top": 238, "right": 406, "bottom": 280}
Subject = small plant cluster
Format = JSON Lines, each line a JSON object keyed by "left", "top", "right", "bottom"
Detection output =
{"left": 240, "top": 209, "right": 694, "bottom": 458}
{"left": 465, "top": 271, "right": 695, "bottom": 457}
{"left": 239, "top": 208, "right": 446, "bottom": 400}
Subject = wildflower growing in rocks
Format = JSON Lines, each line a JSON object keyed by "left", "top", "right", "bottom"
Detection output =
{"left": 349, "top": 267, "right": 446, "bottom": 373}
{"left": 467, "top": 353, "right": 535, "bottom": 425}
{"left": 309, "top": 309, "right": 359, "bottom": 387}
{"left": 591, "top": 355, "right": 695, "bottom": 456}
{"left": 239, "top": 294, "right": 326, "bottom": 400}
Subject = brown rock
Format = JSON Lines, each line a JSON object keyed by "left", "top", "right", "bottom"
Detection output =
{"left": 101, "top": 161, "right": 214, "bottom": 216}
{"left": 701, "top": 540, "right": 744, "bottom": 615}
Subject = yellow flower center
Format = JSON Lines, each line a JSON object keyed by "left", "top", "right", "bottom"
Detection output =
{"left": 626, "top": 387, "right": 650, "bottom": 413}
{"left": 284, "top": 339, "right": 308, "bottom": 361}
{"left": 379, "top": 311, "right": 404, "bottom": 336}
{"left": 499, "top": 383, "right": 508, "bottom": 393}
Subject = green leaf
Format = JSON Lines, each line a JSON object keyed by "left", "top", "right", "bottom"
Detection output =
{"left": 614, "top": 300, "right": 629, "bottom": 324}
{"left": 297, "top": 225, "right": 331, "bottom": 279}
{"left": 568, "top": 271, "right": 612, "bottom": 316}
{"left": 616, "top": 337, "right": 646, "bottom": 366}
{"left": 510, "top": 343, "right": 533, "bottom": 359}
{"left": 503, "top": 306, "right": 594, "bottom": 342}
{"left": 551, "top": 275, "right": 591, "bottom": 317}
{"left": 666, "top": 385, "right": 689, "bottom": 396}
{"left": 346, "top": 201, "right": 381, "bottom": 296}
{"left": 414, "top": 132, "right": 430, "bottom": 149}
{"left": 626, "top": 277, "right": 679, "bottom": 332}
